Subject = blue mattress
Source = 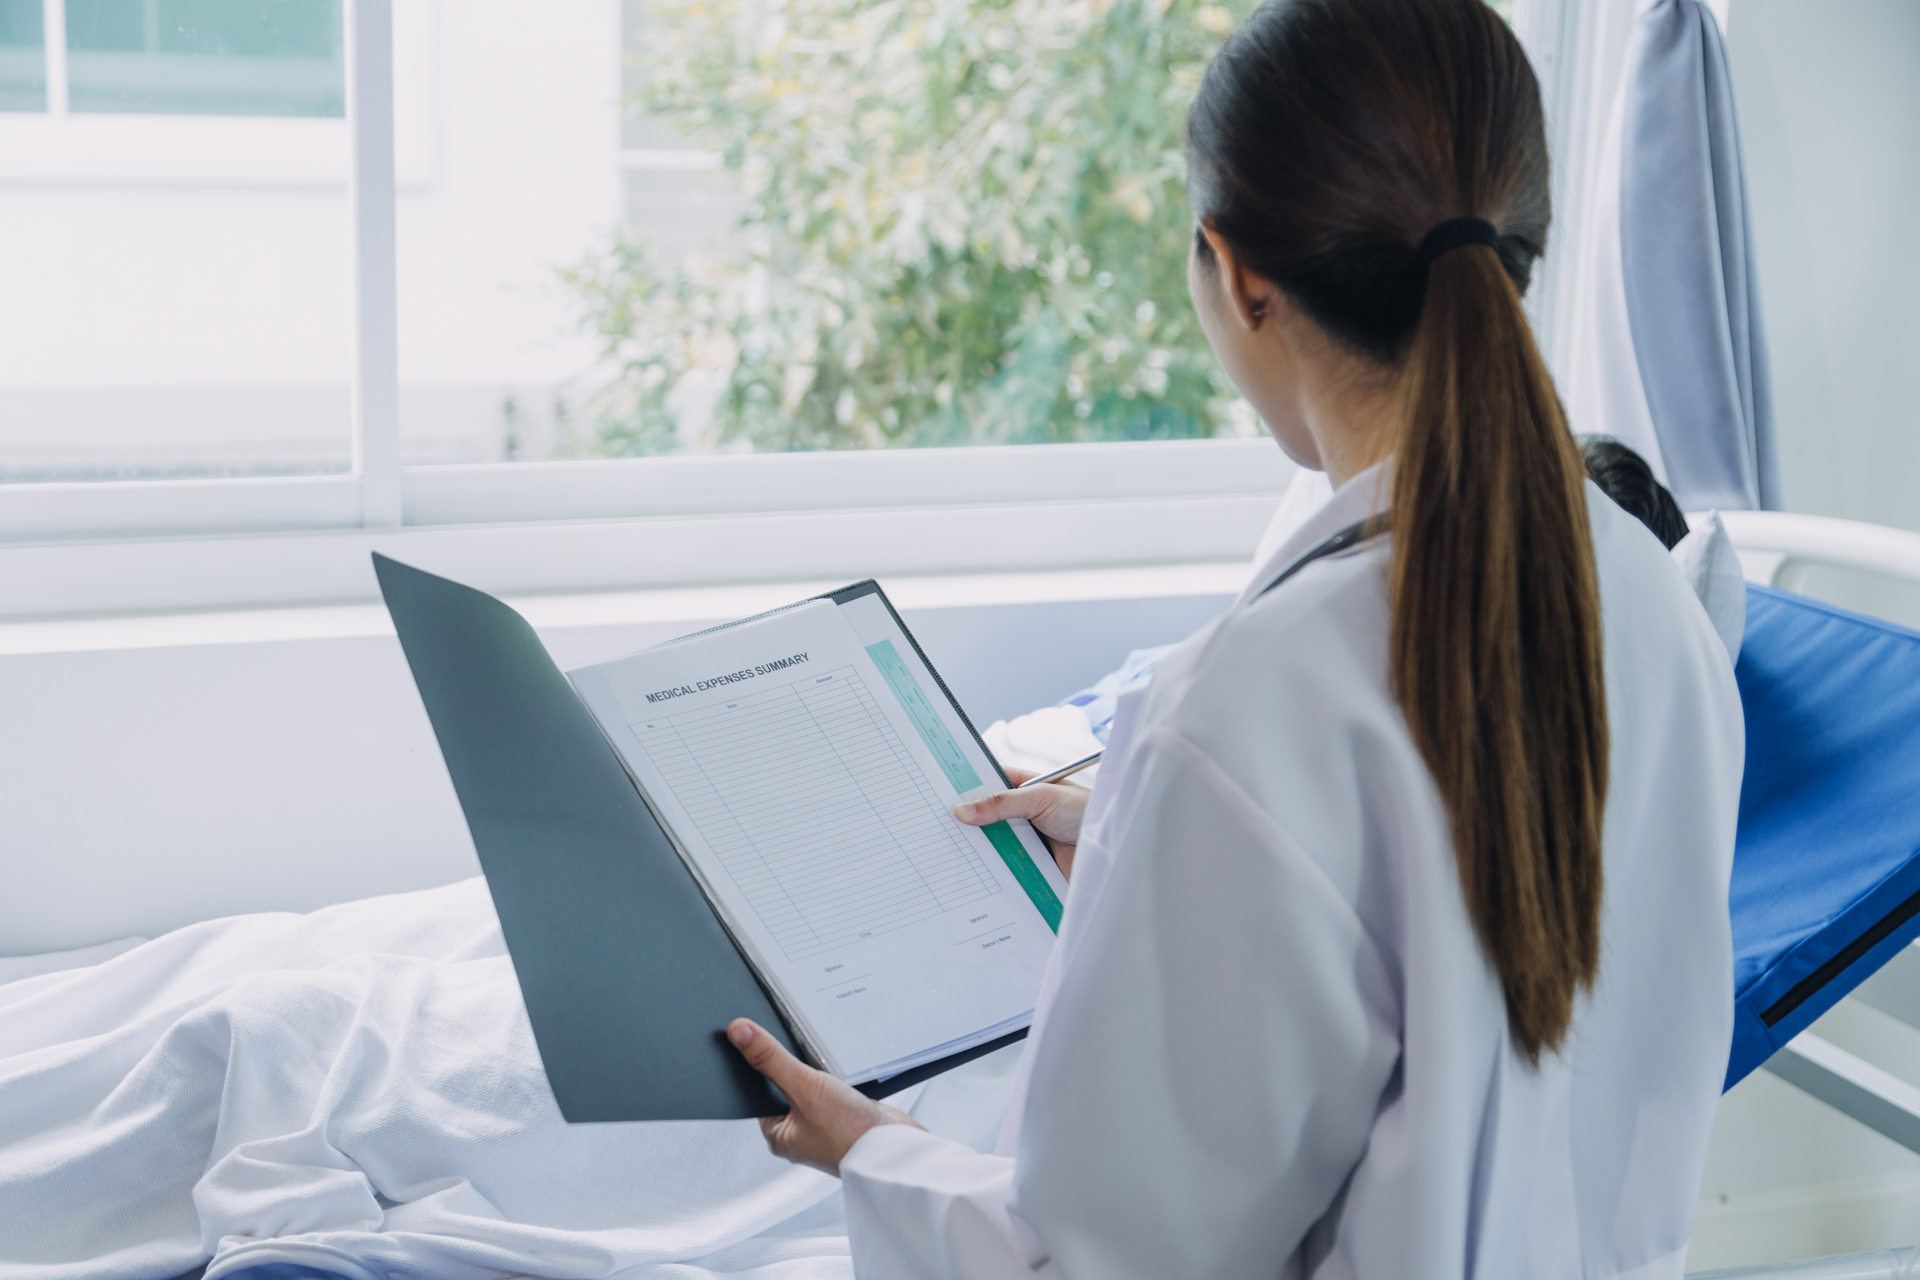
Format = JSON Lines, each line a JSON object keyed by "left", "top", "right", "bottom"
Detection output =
{"left": 1727, "top": 584, "right": 1920, "bottom": 1089}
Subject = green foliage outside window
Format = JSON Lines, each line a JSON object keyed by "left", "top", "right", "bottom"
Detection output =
{"left": 560, "top": 0, "right": 1260, "bottom": 456}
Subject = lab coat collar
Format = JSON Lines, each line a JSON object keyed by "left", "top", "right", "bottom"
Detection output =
{"left": 1237, "top": 458, "right": 1395, "bottom": 608}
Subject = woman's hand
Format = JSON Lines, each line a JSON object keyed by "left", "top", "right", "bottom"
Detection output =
{"left": 956, "top": 768, "right": 1089, "bottom": 879}
{"left": 727, "top": 1018, "right": 922, "bottom": 1175}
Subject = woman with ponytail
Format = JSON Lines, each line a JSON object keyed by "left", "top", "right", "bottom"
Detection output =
{"left": 724, "top": 1, "right": 1745, "bottom": 1274}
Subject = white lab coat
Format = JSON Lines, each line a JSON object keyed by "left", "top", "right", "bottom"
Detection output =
{"left": 840, "top": 462, "right": 1744, "bottom": 1280}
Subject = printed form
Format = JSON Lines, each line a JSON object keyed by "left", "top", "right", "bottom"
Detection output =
{"left": 569, "top": 596, "right": 1067, "bottom": 1084}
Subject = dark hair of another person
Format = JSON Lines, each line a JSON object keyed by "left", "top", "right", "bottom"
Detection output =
{"left": 1188, "top": 0, "right": 1606, "bottom": 1063}
{"left": 1579, "top": 436, "right": 1690, "bottom": 550}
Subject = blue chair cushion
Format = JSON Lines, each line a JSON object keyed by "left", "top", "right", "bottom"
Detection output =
{"left": 1727, "top": 583, "right": 1920, "bottom": 1088}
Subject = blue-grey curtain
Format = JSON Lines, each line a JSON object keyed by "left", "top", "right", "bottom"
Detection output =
{"left": 1620, "top": 0, "right": 1781, "bottom": 510}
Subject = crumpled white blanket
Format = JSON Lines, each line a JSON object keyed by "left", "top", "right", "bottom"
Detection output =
{"left": 980, "top": 706, "right": 1104, "bottom": 788}
{"left": 0, "top": 878, "right": 1021, "bottom": 1280}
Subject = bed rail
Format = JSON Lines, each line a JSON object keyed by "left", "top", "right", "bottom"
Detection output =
{"left": 1691, "top": 1246, "right": 1920, "bottom": 1279}
{"left": 1692, "top": 510, "right": 1920, "bottom": 1278}
{"left": 1714, "top": 510, "right": 1920, "bottom": 591}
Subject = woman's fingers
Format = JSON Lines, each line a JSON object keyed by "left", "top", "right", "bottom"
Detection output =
{"left": 728, "top": 1018, "right": 922, "bottom": 1175}
{"left": 954, "top": 782, "right": 1088, "bottom": 847}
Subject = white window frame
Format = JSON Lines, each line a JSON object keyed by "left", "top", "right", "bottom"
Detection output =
{"left": 0, "top": 0, "right": 1601, "bottom": 618}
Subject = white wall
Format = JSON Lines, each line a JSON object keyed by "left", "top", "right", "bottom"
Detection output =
{"left": 1730, "top": 0, "right": 1920, "bottom": 630}
{"left": 0, "top": 578, "right": 1234, "bottom": 956}
{"left": 1692, "top": 1000, "right": 1920, "bottom": 1272}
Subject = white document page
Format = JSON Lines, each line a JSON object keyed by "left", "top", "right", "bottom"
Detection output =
{"left": 568, "top": 596, "right": 1067, "bottom": 1084}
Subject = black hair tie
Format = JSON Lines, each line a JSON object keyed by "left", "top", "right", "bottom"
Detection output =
{"left": 1415, "top": 216, "right": 1502, "bottom": 269}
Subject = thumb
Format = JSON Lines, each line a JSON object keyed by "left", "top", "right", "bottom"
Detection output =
{"left": 728, "top": 1018, "right": 816, "bottom": 1100}
{"left": 953, "top": 787, "right": 1045, "bottom": 828}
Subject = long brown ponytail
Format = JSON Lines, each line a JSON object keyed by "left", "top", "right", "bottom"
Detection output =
{"left": 1187, "top": 0, "right": 1607, "bottom": 1062}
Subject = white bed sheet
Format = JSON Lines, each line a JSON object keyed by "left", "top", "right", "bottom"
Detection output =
{"left": 0, "top": 877, "right": 1020, "bottom": 1280}
{"left": 0, "top": 934, "right": 146, "bottom": 985}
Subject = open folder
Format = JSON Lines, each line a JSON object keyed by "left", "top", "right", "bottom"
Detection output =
{"left": 374, "top": 555, "right": 1068, "bottom": 1122}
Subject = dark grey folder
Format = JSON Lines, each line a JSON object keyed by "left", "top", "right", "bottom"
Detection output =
{"left": 376, "top": 553, "right": 793, "bottom": 1121}
{"left": 374, "top": 554, "right": 1024, "bottom": 1122}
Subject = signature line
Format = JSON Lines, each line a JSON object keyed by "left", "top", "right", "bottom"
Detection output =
{"left": 956, "top": 925, "right": 1013, "bottom": 946}
{"left": 816, "top": 972, "right": 873, "bottom": 992}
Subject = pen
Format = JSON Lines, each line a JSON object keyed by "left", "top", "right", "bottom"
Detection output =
{"left": 1014, "top": 751, "right": 1103, "bottom": 788}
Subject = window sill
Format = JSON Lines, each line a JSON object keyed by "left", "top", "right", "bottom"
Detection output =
{"left": 0, "top": 557, "right": 1254, "bottom": 658}
{"left": 0, "top": 488, "right": 1282, "bottom": 622}
{"left": 0, "top": 438, "right": 1290, "bottom": 542}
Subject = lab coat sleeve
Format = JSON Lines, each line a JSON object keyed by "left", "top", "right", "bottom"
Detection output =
{"left": 840, "top": 726, "right": 1401, "bottom": 1279}
{"left": 841, "top": 1125, "right": 1055, "bottom": 1279}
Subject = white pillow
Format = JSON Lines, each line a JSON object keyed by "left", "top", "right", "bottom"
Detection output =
{"left": 1672, "top": 510, "right": 1745, "bottom": 664}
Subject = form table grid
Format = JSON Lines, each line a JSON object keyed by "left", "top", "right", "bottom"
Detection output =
{"left": 632, "top": 666, "right": 998, "bottom": 960}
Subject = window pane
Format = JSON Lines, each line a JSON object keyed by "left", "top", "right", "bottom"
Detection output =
{"left": 566, "top": 0, "right": 1265, "bottom": 456}
{"left": 392, "top": 2, "right": 616, "bottom": 465}
{"left": 0, "top": 4, "right": 352, "bottom": 483}
{"left": 398, "top": 0, "right": 1268, "bottom": 466}
{"left": 0, "top": 175, "right": 355, "bottom": 481}
{"left": 66, "top": 0, "right": 344, "bottom": 117}
{"left": 0, "top": 0, "right": 46, "bottom": 112}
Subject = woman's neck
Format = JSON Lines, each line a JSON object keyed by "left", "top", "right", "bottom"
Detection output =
{"left": 1269, "top": 306, "right": 1404, "bottom": 489}
{"left": 1303, "top": 378, "right": 1400, "bottom": 490}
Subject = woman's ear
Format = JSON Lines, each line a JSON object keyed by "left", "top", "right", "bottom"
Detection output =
{"left": 1197, "top": 220, "right": 1279, "bottom": 332}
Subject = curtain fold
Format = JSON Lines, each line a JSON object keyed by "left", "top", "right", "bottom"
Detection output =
{"left": 1618, "top": 0, "right": 1780, "bottom": 511}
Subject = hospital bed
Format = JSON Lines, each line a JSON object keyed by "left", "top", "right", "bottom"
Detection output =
{"left": 1698, "top": 512, "right": 1920, "bottom": 1280}
{"left": 1719, "top": 511, "right": 1920, "bottom": 1102}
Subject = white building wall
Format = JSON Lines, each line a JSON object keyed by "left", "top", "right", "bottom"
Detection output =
{"left": 393, "top": 0, "right": 622, "bottom": 464}
{"left": 0, "top": 0, "right": 622, "bottom": 476}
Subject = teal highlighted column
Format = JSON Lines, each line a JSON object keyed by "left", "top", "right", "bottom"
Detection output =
{"left": 865, "top": 639, "right": 1060, "bottom": 929}
{"left": 866, "top": 640, "right": 982, "bottom": 792}
{"left": 981, "top": 822, "right": 1063, "bottom": 932}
